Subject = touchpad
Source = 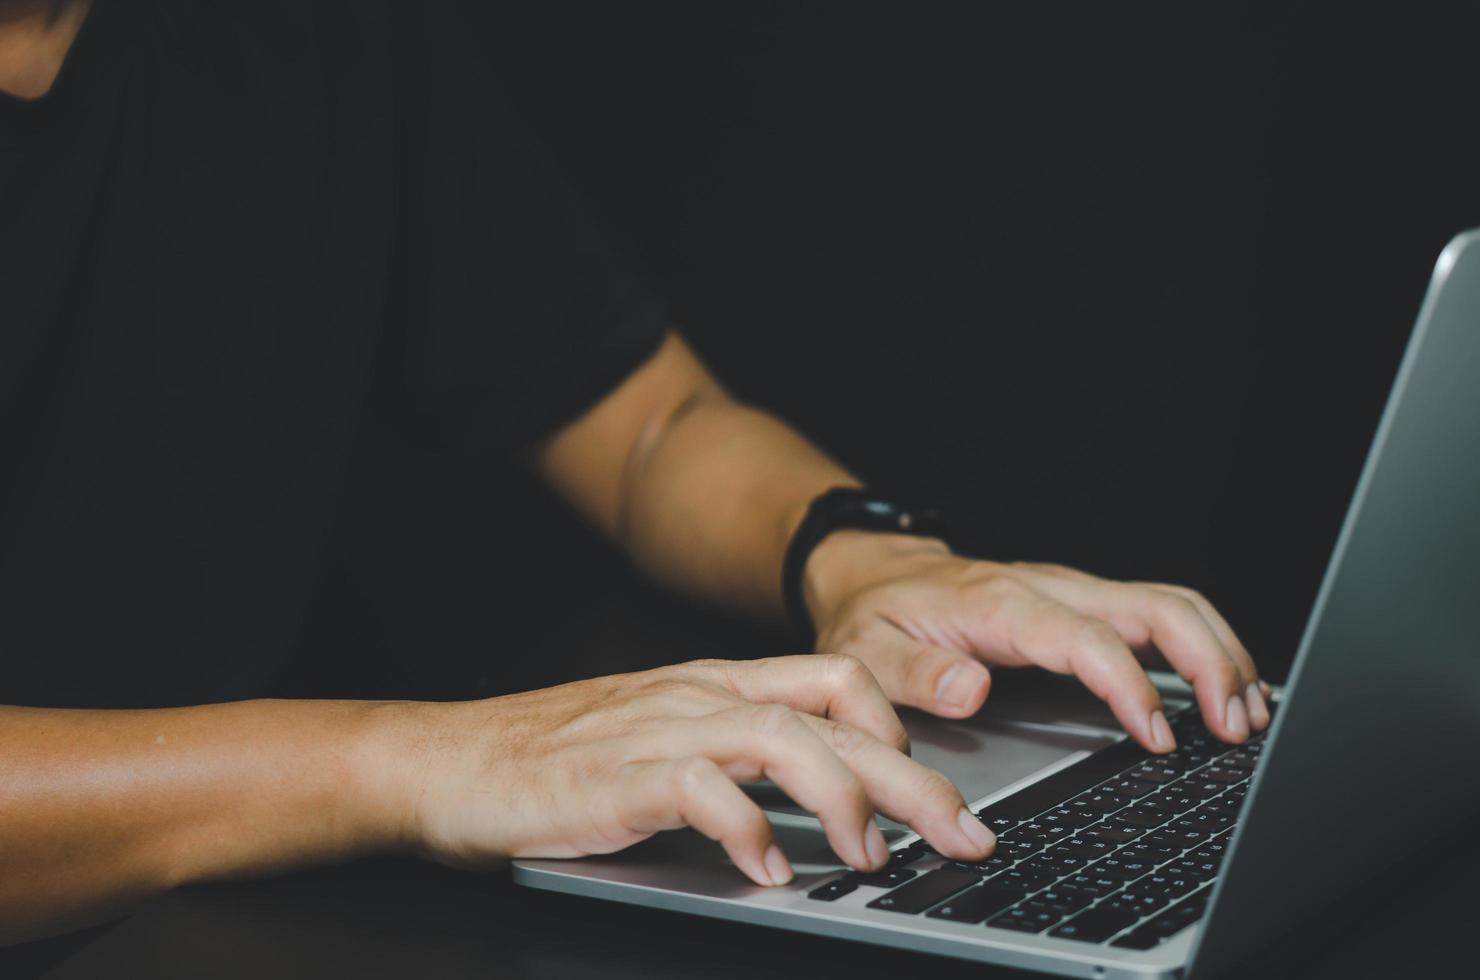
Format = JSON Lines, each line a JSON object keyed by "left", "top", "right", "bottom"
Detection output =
{"left": 745, "top": 671, "right": 1125, "bottom": 831}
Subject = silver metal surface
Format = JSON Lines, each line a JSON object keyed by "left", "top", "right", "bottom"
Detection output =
{"left": 1188, "top": 230, "right": 1480, "bottom": 976}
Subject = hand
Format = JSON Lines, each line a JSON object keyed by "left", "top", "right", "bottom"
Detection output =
{"left": 805, "top": 532, "right": 1272, "bottom": 751}
{"left": 378, "top": 656, "right": 998, "bottom": 886}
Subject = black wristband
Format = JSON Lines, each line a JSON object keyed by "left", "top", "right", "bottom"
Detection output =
{"left": 782, "top": 487, "right": 951, "bottom": 649}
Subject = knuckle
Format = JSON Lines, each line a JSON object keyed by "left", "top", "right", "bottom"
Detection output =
{"left": 818, "top": 652, "right": 872, "bottom": 691}
{"left": 916, "top": 768, "right": 963, "bottom": 809}
{"left": 747, "top": 702, "right": 800, "bottom": 738}
{"left": 1077, "top": 618, "right": 1123, "bottom": 652}
{"left": 1154, "top": 592, "right": 1198, "bottom": 621}
{"left": 668, "top": 757, "right": 716, "bottom": 799}
{"left": 977, "top": 575, "right": 1032, "bottom": 601}
{"left": 825, "top": 720, "right": 875, "bottom": 758}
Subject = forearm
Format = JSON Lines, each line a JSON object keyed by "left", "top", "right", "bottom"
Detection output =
{"left": 0, "top": 699, "right": 410, "bottom": 945}
{"left": 621, "top": 396, "right": 892, "bottom": 621}
{"left": 535, "top": 332, "right": 942, "bottom": 626}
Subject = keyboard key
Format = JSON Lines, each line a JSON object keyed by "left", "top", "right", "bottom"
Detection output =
{"left": 1111, "top": 888, "right": 1212, "bottom": 948}
{"left": 1116, "top": 890, "right": 1171, "bottom": 914}
{"left": 1220, "top": 750, "right": 1259, "bottom": 770}
{"left": 988, "top": 906, "right": 1063, "bottom": 933}
{"left": 1020, "top": 852, "right": 1088, "bottom": 877}
{"left": 1013, "top": 820, "right": 1075, "bottom": 844}
{"left": 1176, "top": 779, "right": 1226, "bottom": 798}
{"left": 995, "top": 867, "right": 1060, "bottom": 891}
{"left": 1072, "top": 791, "right": 1130, "bottom": 814}
{"left": 1078, "top": 822, "right": 1144, "bottom": 846}
{"left": 1116, "top": 805, "right": 1173, "bottom": 829}
{"left": 992, "top": 836, "right": 1044, "bottom": 861}
{"left": 1188, "top": 841, "right": 1231, "bottom": 864}
{"left": 1146, "top": 827, "right": 1207, "bottom": 850}
{"left": 926, "top": 883, "right": 1027, "bottom": 924}
{"left": 1123, "top": 763, "right": 1180, "bottom": 784}
{"left": 1200, "top": 765, "right": 1248, "bottom": 785}
{"left": 1197, "top": 797, "right": 1244, "bottom": 819}
{"left": 1058, "top": 874, "right": 1124, "bottom": 897}
{"left": 1042, "top": 804, "right": 1100, "bottom": 828}
{"left": 950, "top": 855, "right": 1015, "bottom": 876}
{"left": 1121, "top": 840, "right": 1182, "bottom": 864}
{"left": 980, "top": 814, "right": 1021, "bottom": 835}
{"left": 975, "top": 737, "right": 1151, "bottom": 828}
{"left": 853, "top": 867, "right": 918, "bottom": 888}
{"left": 886, "top": 846, "right": 924, "bottom": 869}
{"left": 1099, "top": 777, "right": 1157, "bottom": 799}
{"left": 1173, "top": 813, "right": 1234, "bottom": 836}
{"left": 866, "top": 867, "right": 979, "bottom": 914}
{"left": 1049, "top": 904, "right": 1141, "bottom": 943}
{"left": 1050, "top": 837, "right": 1115, "bottom": 862}
{"left": 1089, "top": 856, "right": 1156, "bottom": 881}
{"left": 1151, "top": 790, "right": 1201, "bottom": 813}
{"left": 1132, "top": 873, "right": 1200, "bottom": 899}
{"left": 1032, "top": 888, "right": 1095, "bottom": 914}
{"left": 808, "top": 877, "right": 858, "bottom": 901}
{"left": 1165, "top": 857, "right": 1220, "bottom": 881}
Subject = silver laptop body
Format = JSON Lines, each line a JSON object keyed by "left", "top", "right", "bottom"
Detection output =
{"left": 515, "top": 230, "right": 1480, "bottom": 979}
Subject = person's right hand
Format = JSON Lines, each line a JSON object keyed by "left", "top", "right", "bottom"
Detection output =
{"left": 375, "top": 655, "right": 998, "bottom": 887}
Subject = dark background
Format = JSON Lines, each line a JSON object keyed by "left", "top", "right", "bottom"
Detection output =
{"left": 291, "top": 1, "right": 1480, "bottom": 701}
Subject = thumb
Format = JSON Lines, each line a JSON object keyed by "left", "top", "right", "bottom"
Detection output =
{"left": 846, "top": 629, "right": 991, "bottom": 719}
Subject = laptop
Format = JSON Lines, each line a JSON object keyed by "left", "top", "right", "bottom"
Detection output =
{"left": 514, "top": 229, "right": 1480, "bottom": 979}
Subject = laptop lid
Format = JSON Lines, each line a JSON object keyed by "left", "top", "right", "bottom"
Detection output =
{"left": 1189, "top": 230, "right": 1480, "bottom": 975}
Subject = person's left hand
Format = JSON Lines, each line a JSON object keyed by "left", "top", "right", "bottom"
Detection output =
{"left": 804, "top": 531, "right": 1272, "bottom": 752}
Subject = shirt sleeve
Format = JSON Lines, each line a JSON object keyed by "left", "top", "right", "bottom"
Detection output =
{"left": 387, "top": 4, "right": 668, "bottom": 453}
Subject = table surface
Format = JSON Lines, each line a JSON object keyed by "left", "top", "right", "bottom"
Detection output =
{"left": 25, "top": 591, "right": 1479, "bottom": 980}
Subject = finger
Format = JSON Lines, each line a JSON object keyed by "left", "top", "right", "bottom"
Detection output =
{"left": 1130, "top": 589, "right": 1253, "bottom": 743}
{"left": 981, "top": 589, "right": 1174, "bottom": 753}
{"left": 648, "top": 705, "right": 885, "bottom": 871}
{"left": 1146, "top": 584, "right": 1269, "bottom": 732}
{"left": 1012, "top": 571, "right": 1252, "bottom": 744}
{"left": 796, "top": 714, "right": 997, "bottom": 861}
{"left": 831, "top": 631, "right": 991, "bottom": 720}
{"left": 619, "top": 757, "right": 790, "bottom": 886}
{"left": 706, "top": 655, "right": 912, "bottom": 753}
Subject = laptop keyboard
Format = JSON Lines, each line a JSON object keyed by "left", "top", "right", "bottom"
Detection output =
{"left": 806, "top": 707, "right": 1268, "bottom": 950}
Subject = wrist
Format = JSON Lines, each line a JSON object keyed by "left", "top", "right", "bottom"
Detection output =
{"left": 803, "top": 529, "right": 951, "bottom": 644}
{"left": 347, "top": 700, "right": 440, "bottom": 856}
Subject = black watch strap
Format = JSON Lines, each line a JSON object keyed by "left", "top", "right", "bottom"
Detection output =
{"left": 782, "top": 487, "right": 951, "bottom": 649}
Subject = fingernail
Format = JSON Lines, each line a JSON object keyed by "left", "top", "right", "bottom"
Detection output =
{"left": 1245, "top": 683, "right": 1270, "bottom": 731}
{"left": 935, "top": 663, "right": 987, "bottom": 711}
{"left": 957, "top": 806, "right": 997, "bottom": 854}
{"left": 763, "top": 844, "right": 793, "bottom": 886}
{"left": 864, "top": 822, "right": 889, "bottom": 869}
{"left": 1225, "top": 693, "right": 1249, "bottom": 741}
{"left": 1149, "top": 709, "right": 1176, "bottom": 752}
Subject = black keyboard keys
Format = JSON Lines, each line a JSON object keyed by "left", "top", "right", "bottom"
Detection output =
{"left": 866, "top": 866, "right": 979, "bottom": 914}
{"left": 852, "top": 867, "right": 918, "bottom": 888}
{"left": 1049, "top": 904, "right": 1141, "bottom": 943}
{"left": 1111, "top": 887, "right": 1213, "bottom": 949}
{"left": 926, "top": 883, "right": 1026, "bottom": 924}
{"left": 807, "top": 877, "right": 858, "bottom": 902}
{"left": 988, "top": 906, "right": 1063, "bottom": 933}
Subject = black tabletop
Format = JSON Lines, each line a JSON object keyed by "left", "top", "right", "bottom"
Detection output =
{"left": 21, "top": 587, "right": 1480, "bottom": 979}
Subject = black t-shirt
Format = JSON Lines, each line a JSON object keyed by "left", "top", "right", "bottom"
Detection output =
{"left": 0, "top": 1, "right": 666, "bottom": 708}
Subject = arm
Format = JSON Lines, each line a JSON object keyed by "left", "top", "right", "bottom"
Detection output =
{"left": 0, "top": 700, "right": 402, "bottom": 944}
{"left": 1, "top": 660, "right": 993, "bottom": 945}
{"left": 536, "top": 331, "right": 1273, "bottom": 748}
